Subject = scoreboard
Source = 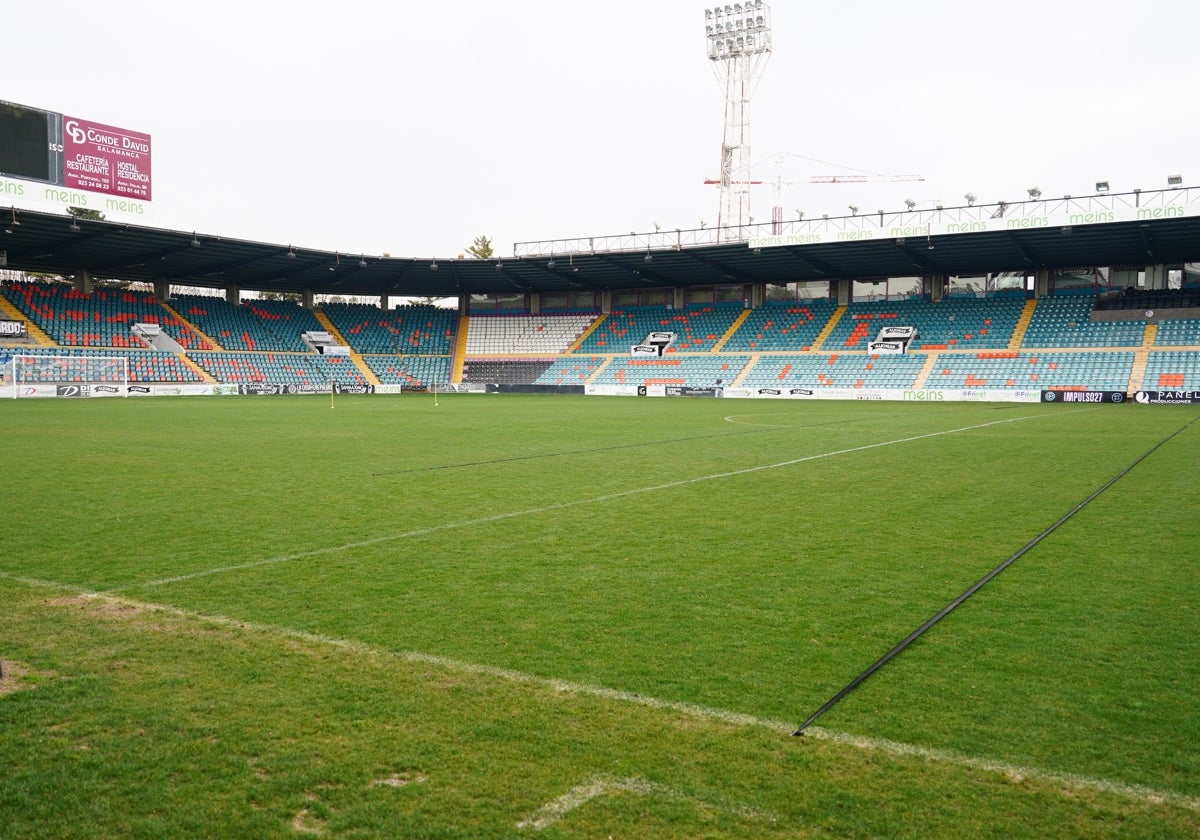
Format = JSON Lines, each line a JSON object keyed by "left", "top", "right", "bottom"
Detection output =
{"left": 0, "top": 99, "right": 151, "bottom": 214}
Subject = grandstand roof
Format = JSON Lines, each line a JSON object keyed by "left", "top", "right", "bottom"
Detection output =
{"left": 2, "top": 203, "right": 1198, "bottom": 298}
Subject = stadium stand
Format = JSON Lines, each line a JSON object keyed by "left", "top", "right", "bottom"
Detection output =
{"left": 189, "top": 351, "right": 366, "bottom": 387}
{"left": 1142, "top": 351, "right": 1200, "bottom": 391}
{"left": 591, "top": 355, "right": 751, "bottom": 388}
{"left": 821, "top": 298, "right": 1023, "bottom": 351}
{"left": 575, "top": 303, "right": 743, "bottom": 354}
{"left": 2, "top": 281, "right": 212, "bottom": 350}
{"left": 1021, "top": 296, "right": 1147, "bottom": 348}
{"left": 929, "top": 351, "right": 1135, "bottom": 391}
{"left": 360, "top": 354, "right": 451, "bottom": 389}
{"left": 322, "top": 302, "right": 456, "bottom": 354}
{"left": 719, "top": 300, "right": 837, "bottom": 351}
{"left": 535, "top": 356, "right": 608, "bottom": 387}
{"left": 4, "top": 346, "right": 202, "bottom": 383}
{"left": 739, "top": 352, "right": 926, "bottom": 390}
{"left": 171, "top": 293, "right": 310, "bottom": 352}
{"left": 464, "top": 313, "right": 593, "bottom": 355}
{"left": 5, "top": 282, "right": 1195, "bottom": 394}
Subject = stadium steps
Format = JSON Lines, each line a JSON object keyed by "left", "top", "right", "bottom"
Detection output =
{"left": 568, "top": 313, "right": 607, "bottom": 352}
{"left": 312, "top": 309, "right": 350, "bottom": 345}
{"left": 1127, "top": 328, "right": 1157, "bottom": 392}
{"left": 349, "top": 352, "right": 380, "bottom": 386}
{"left": 809, "top": 306, "right": 844, "bottom": 351}
{"left": 1007, "top": 299, "right": 1038, "bottom": 350}
{"left": 180, "top": 353, "right": 217, "bottom": 383}
{"left": 711, "top": 309, "right": 751, "bottom": 352}
{"left": 1142, "top": 322, "right": 1159, "bottom": 348}
{"left": 450, "top": 314, "right": 469, "bottom": 383}
{"left": 731, "top": 354, "right": 760, "bottom": 387}
{"left": 0, "top": 295, "right": 56, "bottom": 345}
{"left": 1127, "top": 349, "right": 1150, "bottom": 393}
{"left": 161, "top": 302, "right": 217, "bottom": 350}
{"left": 310, "top": 309, "right": 377, "bottom": 384}
{"left": 911, "top": 352, "right": 941, "bottom": 390}
{"left": 584, "top": 355, "right": 617, "bottom": 385}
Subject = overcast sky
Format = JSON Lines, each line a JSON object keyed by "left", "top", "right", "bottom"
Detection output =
{"left": 5, "top": 0, "right": 1196, "bottom": 261}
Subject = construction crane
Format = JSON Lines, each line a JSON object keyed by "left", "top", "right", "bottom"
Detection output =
{"left": 700, "top": 151, "right": 921, "bottom": 231}
{"left": 763, "top": 153, "right": 923, "bottom": 232}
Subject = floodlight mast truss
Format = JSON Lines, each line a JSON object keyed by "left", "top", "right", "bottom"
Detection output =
{"left": 706, "top": 1, "right": 773, "bottom": 242}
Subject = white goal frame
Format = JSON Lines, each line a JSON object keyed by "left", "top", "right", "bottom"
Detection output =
{"left": 8, "top": 353, "right": 131, "bottom": 398}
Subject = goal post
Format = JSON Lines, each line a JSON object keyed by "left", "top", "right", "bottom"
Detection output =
{"left": 9, "top": 353, "right": 130, "bottom": 398}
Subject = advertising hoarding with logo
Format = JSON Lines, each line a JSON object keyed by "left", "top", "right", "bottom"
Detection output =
{"left": 0, "top": 99, "right": 151, "bottom": 219}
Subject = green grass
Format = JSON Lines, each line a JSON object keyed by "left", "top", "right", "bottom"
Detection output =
{"left": 1, "top": 394, "right": 1198, "bottom": 837}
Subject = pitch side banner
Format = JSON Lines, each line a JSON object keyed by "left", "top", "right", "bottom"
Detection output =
{"left": 1041, "top": 390, "right": 1127, "bottom": 404}
{"left": 1134, "top": 390, "right": 1200, "bottom": 405}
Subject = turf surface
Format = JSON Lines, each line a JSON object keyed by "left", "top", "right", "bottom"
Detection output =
{"left": 1, "top": 394, "right": 1197, "bottom": 837}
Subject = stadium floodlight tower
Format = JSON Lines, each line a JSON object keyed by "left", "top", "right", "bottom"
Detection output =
{"left": 705, "top": 1, "right": 773, "bottom": 241}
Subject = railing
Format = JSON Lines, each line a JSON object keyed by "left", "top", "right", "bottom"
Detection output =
{"left": 513, "top": 186, "right": 1199, "bottom": 258}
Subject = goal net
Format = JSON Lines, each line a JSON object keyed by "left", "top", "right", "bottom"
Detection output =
{"left": 9, "top": 353, "right": 130, "bottom": 398}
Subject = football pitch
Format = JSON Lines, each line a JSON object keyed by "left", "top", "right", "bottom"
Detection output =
{"left": 1, "top": 394, "right": 1198, "bottom": 838}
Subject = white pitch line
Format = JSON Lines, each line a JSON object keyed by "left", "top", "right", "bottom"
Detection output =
{"left": 129, "top": 411, "right": 1058, "bottom": 590}
{"left": 515, "top": 774, "right": 776, "bottom": 830}
{"left": 2, "top": 577, "right": 1194, "bottom": 815}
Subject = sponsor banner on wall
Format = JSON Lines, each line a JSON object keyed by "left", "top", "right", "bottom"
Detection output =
{"left": 585, "top": 384, "right": 641, "bottom": 397}
{"left": 375, "top": 384, "right": 406, "bottom": 395}
{"left": 700, "top": 387, "right": 1041, "bottom": 402}
{"left": 333, "top": 383, "right": 375, "bottom": 395}
{"left": 0, "top": 319, "right": 26, "bottom": 337}
{"left": 1042, "top": 390, "right": 1127, "bottom": 404}
{"left": 1134, "top": 390, "right": 1200, "bottom": 405}
{"left": 665, "top": 385, "right": 723, "bottom": 397}
{"left": 236, "top": 383, "right": 331, "bottom": 396}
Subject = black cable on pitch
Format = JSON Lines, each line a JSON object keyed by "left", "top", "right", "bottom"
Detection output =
{"left": 793, "top": 412, "right": 1200, "bottom": 736}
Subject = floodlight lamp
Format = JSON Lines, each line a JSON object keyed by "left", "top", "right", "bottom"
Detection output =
{"left": 494, "top": 261, "right": 503, "bottom": 270}
{"left": 191, "top": 232, "right": 201, "bottom": 247}
{"left": 8, "top": 208, "right": 19, "bottom": 227}
{"left": 904, "top": 199, "right": 916, "bottom": 210}
{"left": 964, "top": 193, "right": 977, "bottom": 205}
{"left": 69, "top": 219, "right": 81, "bottom": 232}
{"left": 546, "top": 258, "right": 556, "bottom": 269}
{"left": 1167, "top": 174, "right": 1183, "bottom": 186}
{"left": 430, "top": 259, "right": 439, "bottom": 271}
{"left": 286, "top": 247, "right": 296, "bottom": 259}
{"left": 1027, "top": 187, "right": 1041, "bottom": 199}
{"left": 644, "top": 251, "right": 653, "bottom": 263}
{"left": 358, "top": 255, "right": 367, "bottom": 267}
{"left": 848, "top": 205, "right": 858, "bottom": 215}
{"left": 1095, "top": 180, "right": 1110, "bottom": 192}
{"left": 796, "top": 210, "right": 804, "bottom": 219}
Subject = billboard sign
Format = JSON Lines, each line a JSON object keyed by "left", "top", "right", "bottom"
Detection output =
{"left": 0, "top": 99, "right": 151, "bottom": 218}
{"left": 62, "top": 116, "right": 152, "bottom": 200}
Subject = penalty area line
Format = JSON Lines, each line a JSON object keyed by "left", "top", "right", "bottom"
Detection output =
{"left": 2, "top": 577, "right": 1196, "bottom": 815}
{"left": 126, "top": 410, "right": 1074, "bottom": 590}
